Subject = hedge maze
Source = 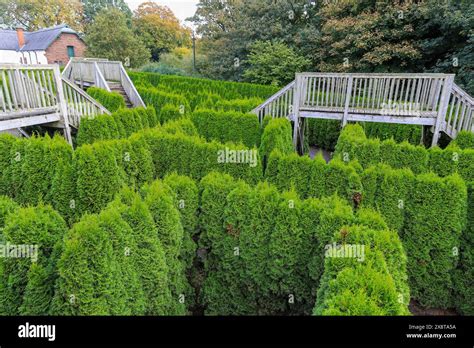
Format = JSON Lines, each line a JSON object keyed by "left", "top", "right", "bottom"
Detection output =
{"left": 0, "top": 71, "right": 472, "bottom": 316}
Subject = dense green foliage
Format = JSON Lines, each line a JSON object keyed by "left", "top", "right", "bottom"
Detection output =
{"left": 0, "top": 205, "right": 68, "bottom": 315}
{"left": 200, "top": 172, "right": 409, "bottom": 315}
{"left": 191, "top": 109, "right": 261, "bottom": 148}
{"left": 403, "top": 173, "right": 466, "bottom": 308}
{"left": 265, "top": 151, "right": 361, "bottom": 204}
{"left": 85, "top": 8, "right": 150, "bottom": 68}
{"left": 259, "top": 118, "right": 294, "bottom": 166}
{"left": 138, "top": 127, "right": 262, "bottom": 184}
{"left": 77, "top": 107, "right": 158, "bottom": 146}
{"left": 452, "top": 131, "right": 474, "bottom": 149}
{"left": 335, "top": 125, "right": 473, "bottom": 182}
{"left": 314, "top": 216, "right": 410, "bottom": 316}
{"left": 191, "top": 0, "right": 473, "bottom": 95}
{"left": 243, "top": 40, "right": 310, "bottom": 85}
{"left": 86, "top": 87, "right": 126, "bottom": 112}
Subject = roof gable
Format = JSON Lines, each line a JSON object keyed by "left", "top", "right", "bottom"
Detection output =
{"left": 0, "top": 25, "right": 82, "bottom": 51}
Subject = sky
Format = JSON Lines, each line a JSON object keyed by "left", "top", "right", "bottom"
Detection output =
{"left": 125, "top": 0, "right": 199, "bottom": 24}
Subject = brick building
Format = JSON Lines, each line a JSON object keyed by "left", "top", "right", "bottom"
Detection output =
{"left": 0, "top": 24, "right": 85, "bottom": 65}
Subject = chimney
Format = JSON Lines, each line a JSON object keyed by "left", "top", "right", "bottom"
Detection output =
{"left": 16, "top": 27, "right": 25, "bottom": 48}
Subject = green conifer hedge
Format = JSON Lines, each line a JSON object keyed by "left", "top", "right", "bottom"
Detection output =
{"left": 87, "top": 87, "right": 126, "bottom": 112}
{"left": 191, "top": 109, "right": 261, "bottom": 147}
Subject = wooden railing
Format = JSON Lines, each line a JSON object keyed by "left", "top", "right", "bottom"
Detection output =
{"left": 254, "top": 72, "right": 473, "bottom": 147}
{"left": 62, "top": 77, "right": 110, "bottom": 128}
{"left": 251, "top": 81, "right": 295, "bottom": 123}
{"left": 1, "top": 65, "right": 58, "bottom": 117}
{"left": 0, "top": 64, "right": 110, "bottom": 143}
{"left": 445, "top": 83, "right": 474, "bottom": 138}
{"left": 63, "top": 59, "right": 110, "bottom": 91}
{"left": 118, "top": 63, "right": 145, "bottom": 108}
{"left": 62, "top": 58, "right": 145, "bottom": 108}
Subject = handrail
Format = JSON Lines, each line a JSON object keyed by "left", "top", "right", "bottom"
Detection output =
{"left": 251, "top": 81, "right": 295, "bottom": 123}
{"left": 255, "top": 72, "right": 472, "bottom": 148}
{"left": 252, "top": 81, "right": 295, "bottom": 112}
{"left": 93, "top": 62, "right": 110, "bottom": 91}
{"left": 62, "top": 77, "right": 110, "bottom": 114}
{"left": 445, "top": 82, "right": 474, "bottom": 137}
{"left": 63, "top": 59, "right": 73, "bottom": 79}
{"left": 299, "top": 72, "right": 453, "bottom": 78}
{"left": 119, "top": 62, "right": 145, "bottom": 107}
{"left": 61, "top": 58, "right": 145, "bottom": 108}
{"left": 62, "top": 76, "right": 110, "bottom": 128}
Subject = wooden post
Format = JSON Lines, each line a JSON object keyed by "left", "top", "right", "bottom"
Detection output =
{"left": 53, "top": 65, "right": 73, "bottom": 146}
{"left": 292, "top": 74, "right": 302, "bottom": 149}
{"left": 431, "top": 75, "right": 454, "bottom": 147}
{"left": 342, "top": 75, "right": 353, "bottom": 127}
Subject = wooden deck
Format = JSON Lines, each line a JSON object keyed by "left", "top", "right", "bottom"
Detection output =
{"left": 0, "top": 64, "right": 110, "bottom": 144}
{"left": 252, "top": 73, "right": 474, "bottom": 150}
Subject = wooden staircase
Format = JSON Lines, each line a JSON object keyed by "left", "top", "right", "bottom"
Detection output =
{"left": 62, "top": 58, "right": 145, "bottom": 109}
{"left": 108, "top": 82, "right": 133, "bottom": 108}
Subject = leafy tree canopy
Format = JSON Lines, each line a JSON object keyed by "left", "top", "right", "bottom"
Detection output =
{"left": 85, "top": 8, "right": 150, "bottom": 68}
{"left": 243, "top": 40, "right": 310, "bottom": 86}
{"left": 0, "top": 0, "right": 84, "bottom": 31}
{"left": 133, "top": 2, "right": 192, "bottom": 61}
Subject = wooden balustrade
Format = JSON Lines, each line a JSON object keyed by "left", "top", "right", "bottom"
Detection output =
{"left": 0, "top": 64, "right": 110, "bottom": 143}
{"left": 252, "top": 72, "right": 472, "bottom": 147}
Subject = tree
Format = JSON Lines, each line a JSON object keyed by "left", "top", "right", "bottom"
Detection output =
{"left": 243, "top": 40, "right": 310, "bottom": 85}
{"left": 133, "top": 2, "right": 191, "bottom": 61}
{"left": 0, "top": 0, "right": 84, "bottom": 31}
{"left": 81, "top": 0, "right": 131, "bottom": 23}
{"left": 0, "top": 205, "right": 68, "bottom": 315}
{"left": 190, "top": 0, "right": 321, "bottom": 81}
{"left": 85, "top": 8, "right": 150, "bottom": 68}
{"left": 313, "top": 1, "right": 422, "bottom": 73}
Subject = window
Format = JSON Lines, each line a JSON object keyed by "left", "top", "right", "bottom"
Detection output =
{"left": 67, "top": 46, "right": 75, "bottom": 58}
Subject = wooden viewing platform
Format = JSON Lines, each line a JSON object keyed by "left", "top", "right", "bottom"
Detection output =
{"left": 252, "top": 73, "right": 474, "bottom": 151}
{"left": 0, "top": 64, "right": 109, "bottom": 144}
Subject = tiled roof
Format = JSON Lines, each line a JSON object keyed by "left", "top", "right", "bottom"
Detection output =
{"left": 0, "top": 24, "right": 81, "bottom": 51}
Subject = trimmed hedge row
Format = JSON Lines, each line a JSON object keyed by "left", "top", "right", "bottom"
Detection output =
{"left": 137, "top": 128, "right": 262, "bottom": 184}
{"left": 86, "top": 87, "right": 126, "bottom": 112}
{"left": 0, "top": 205, "right": 68, "bottom": 315}
{"left": 335, "top": 124, "right": 474, "bottom": 182}
{"left": 314, "top": 216, "right": 410, "bottom": 315}
{"left": 453, "top": 181, "right": 474, "bottom": 315}
{"left": 260, "top": 117, "right": 294, "bottom": 167}
{"left": 129, "top": 71, "right": 278, "bottom": 101}
{"left": 137, "top": 86, "right": 191, "bottom": 115}
{"left": 199, "top": 172, "right": 409, "bottom": 315}
{"left": 0, "top": 123, "right": 261, "bottom": 225}
{"left": 363, "top": 122, "right": 422, "bottom": 145}
{"left": 305, "top": 120, "right": 422, "bottom": 151}
{"left": 265, "top": 151, "right": 361, "bottom": 204}
{"left": 76, "top": 106, "right": 158, "bottom": 145}
{"left": 51, "top": 180, "right": 192, "bottom": 315}
{"left": 307, "top": 119, "right": 341, "bottom": 151}
{"left": 0, "top": 134, "right": 74, "bottom": 219}
{"left": 200, "top": 172, "right": 352, "bottom": 315}
{"left": 265, "top": 144, "right": 468, "bottom": 310}
{"left": 191, "top": 109, "right": 261, "bottom": 148}
{"left": 451, "top": 130, "right": 474, "bottom": 149}
{"left": 359, "top": 163, "right": 467, "bottom": 309}
{"left": 402, "top": 173, "right": 467, "bottom": 309}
